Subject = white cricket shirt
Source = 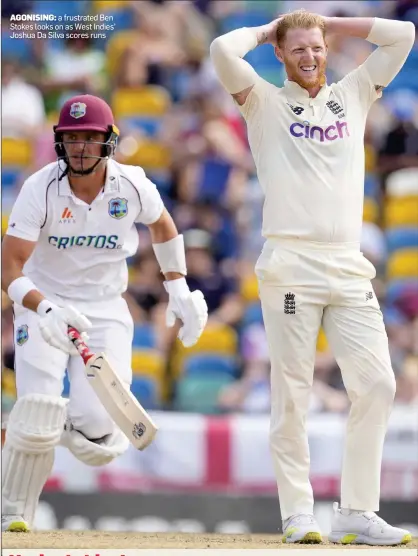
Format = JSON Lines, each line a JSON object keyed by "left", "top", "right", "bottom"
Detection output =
{"left": 238, "top": 65, "right": 382, "bottom": 243}
{"left": 6, "top": 159, "right": 164, "bottom": 301}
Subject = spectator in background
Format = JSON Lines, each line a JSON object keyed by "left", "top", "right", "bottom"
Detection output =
{"left": 183, "top": 229, "right": 244, "bottom": 326}
{"left": 2, "top": 59, "right": 45, "bottom": 139}
{"left": 378, "top": 91, "right": 418, "bottom": 178}
{"left": 126, "top": 247, "right": 166, "bottom": 324}
{"left": 35, "top": 37, "right": 107, "bottom": 111}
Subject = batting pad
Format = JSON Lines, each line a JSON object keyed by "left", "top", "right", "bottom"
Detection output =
{"left": 2, "top": 394, "right": 67, "bottom": 525}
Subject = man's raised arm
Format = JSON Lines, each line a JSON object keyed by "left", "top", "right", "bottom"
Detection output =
{"left": 325, "top": 17, "right": 415, "bottom": 91}
{"left": 210, "top": 19, "right": 280, "bottom": 103}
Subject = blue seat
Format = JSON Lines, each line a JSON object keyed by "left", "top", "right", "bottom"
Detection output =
{"left": 184, "top": 354, "right": 238, "bottom": 378}
{"left": 132, "top": 324, "right": 156, "bottom": 349}
{"left": 2, "top": 167, "right": 20, "bottom": 189}
{"left": 245, "top": 44, "right": 278, "bottom": 70}
{"left": 364, "top": 173, "right": 379, "bottom": 199}
{"left": 242, "top": 302, "right": 264, "bottom": 328}
{"left": 198, "top": 158, "right": 232, "bottom": 201}
{"left": 122, "top": 117, "right": 162, "bottom": 137}
{"left": 221, "top": 12, "right": 271, "bottom": 34}
{"left": 386, "top": 279, "right": 418, "bottom": 304}
{"left": 1, "top": 32, "right": 33, "bottom": 62}
{"left": 130, "top": 376, "right": 159, "bottom": 409}
{"left": 386, "top": 228, "right": 418, "bottom": 253}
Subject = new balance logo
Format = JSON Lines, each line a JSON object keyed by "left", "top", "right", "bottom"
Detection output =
{"left": 366, "top": 291, "right": 374, "bottom": 301}
{"left": 287, "top": 102, "right": 304, "bottom": 115}
{"left": 61, "top": 207, "right": 73, "bottom": 219}
{"left": 284, "top": 292, "right": 296, "bottom": 314}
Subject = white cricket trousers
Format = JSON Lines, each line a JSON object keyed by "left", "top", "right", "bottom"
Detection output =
{"left": 255, "top": 239, "right": 396, "bottom": 521}
{"left": 13, "top": 295, "right": 134, "bottom": 439}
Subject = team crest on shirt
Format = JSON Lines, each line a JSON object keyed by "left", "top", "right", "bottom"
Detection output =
{"left": 108, "top": 197, "right": 128, "bottom": 219}
{"left": 16, "top": 325, "right": 29, "bottom": 346}
{"left": 70, "top": 102, "right": 87, "bottom": 119}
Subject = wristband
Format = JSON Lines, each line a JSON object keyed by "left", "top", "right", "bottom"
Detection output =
{"left": 164, "top": 277, "right": 190, "bottom": 297}
{"left": 7, "top": 276, "right": 38, "bottom": 306}
{"left": 152, "top": 235, "right": 187, "bottom": 276}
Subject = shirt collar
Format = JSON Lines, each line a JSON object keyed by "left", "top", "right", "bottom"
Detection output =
{"left": 283, "top": 79, "right": 329, "bottom": 103}
{"left": 57, "top": 159, "right": 120, "bottom": 197}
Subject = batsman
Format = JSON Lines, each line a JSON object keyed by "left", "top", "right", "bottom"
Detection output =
{"left": 211, "top": 9, "right": 414, "bottom": 546}
{"left": 1, "top": 94, "right": 208, "bottom": 532}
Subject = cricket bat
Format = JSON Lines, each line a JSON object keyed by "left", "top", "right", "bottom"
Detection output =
{"left": 68, "top": 326, "right": 158, "bottom": 450}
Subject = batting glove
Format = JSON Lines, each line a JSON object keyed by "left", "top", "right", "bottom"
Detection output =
{"left": 165, "top": 278, "right": 208, "bottom": 348}
{"left": 37, "top": 301, "right": 92, "bottom": 355}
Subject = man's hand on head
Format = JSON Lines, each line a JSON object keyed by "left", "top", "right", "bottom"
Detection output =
{"left": 257, "top": 17, "right": 283, "bottom": 47}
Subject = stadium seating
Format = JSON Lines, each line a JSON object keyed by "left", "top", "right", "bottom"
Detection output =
{"left": 112, "top": 86, "right": 171, "bottom": 118}
{"left": 240, "top": 274, "right": 259, "bottom": 303}
{"left": 387, "top": 249, "right": 418, "bottom": 280}
{"left": 183, "top": 354, "right": 239, "bottom": 378}
{"left": 242, "top": 302, "right": 263, "bottom": 328}
{"left": 105, "top": 31, "right": 140, "bottom": 78}
{"left": 386, "top": 228, "right": 418, "bottom": 254}
{"left": 132, "top": 324, "right": 156, "bottom": 349}
{"left": 172, "top": 324, "right": 238, "bottom": 377}
{"left": 132, "top": 349, "right": 164, "bottom": 381}
{"left": 363, "top": 197, "right": 379, "bottom": 224}
{"left": 2, "top": 138, "right": 33, "bottom": 167}
{"left": 386, "top": 279, "right": 418, "bottom": 304}
{"left": 131, "top": 376, "right": 160, "bottom": 409}
{"left": 175, "top": 374, "right": 235, "bottom": 414}
{"left": 384, "top": 196, "right": 418, "bottom": 228}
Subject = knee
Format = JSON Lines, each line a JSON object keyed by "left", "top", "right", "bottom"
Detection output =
{"left": 6, "top": 394, "right": 67, "bottom": 453}
{"left": 372, "top": 373, "right": 396, "bottom": 405}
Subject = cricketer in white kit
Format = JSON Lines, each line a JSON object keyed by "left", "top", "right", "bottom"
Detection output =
{"left": 211, "top": 9, "right": 415, "bottom": 547}
{"left": 1, "top": 94, "right": 208, "bottom": 532}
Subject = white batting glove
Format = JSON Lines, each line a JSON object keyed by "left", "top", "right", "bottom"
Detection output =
{"left": 37, "top": 300, "right": 92, "bottom": 355}
{"left": 164, "top": 278, "right": 208, "bottom": 348}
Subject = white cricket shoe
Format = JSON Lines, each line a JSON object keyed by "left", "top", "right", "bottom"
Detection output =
{"left": 329, "top": 502, "right": 412, "bottom": 546}
{"left": 1, "top": 515, "right": 30, "bottom": 532}
{"left": 282, "top": 513, "right": 322, "bottom": 543}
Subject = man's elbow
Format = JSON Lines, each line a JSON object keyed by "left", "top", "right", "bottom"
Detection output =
{"left": 404, "top": 21, "right": 416, "bottom": 46}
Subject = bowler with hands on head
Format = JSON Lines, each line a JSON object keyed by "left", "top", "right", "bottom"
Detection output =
{"left": 210, "top": 8, "right": 414, "bottom": 546}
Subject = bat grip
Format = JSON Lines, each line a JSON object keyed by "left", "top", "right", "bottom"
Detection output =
{"left": 68, "top": 326, "right": 94, "bottom": 364}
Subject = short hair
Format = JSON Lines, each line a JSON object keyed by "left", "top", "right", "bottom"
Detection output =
{"left": 276, "top": 9, "right": 326, "bottom": 47}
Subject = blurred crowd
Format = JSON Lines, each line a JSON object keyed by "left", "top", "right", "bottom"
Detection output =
{"left": 1, "top": 0, "right": 418, "bottom": 418}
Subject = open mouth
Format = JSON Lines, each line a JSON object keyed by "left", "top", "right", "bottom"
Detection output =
{"left": 300, "top": 65, "right": 317, "bottom": 73}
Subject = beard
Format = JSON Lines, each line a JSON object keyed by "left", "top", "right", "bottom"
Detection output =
{"left": 284, "top": 57, "right": 327, "bottom": 90}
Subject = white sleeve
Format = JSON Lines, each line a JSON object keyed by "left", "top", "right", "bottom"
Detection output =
{"left": 210, "top": 27, "right": 261, "bottom": 94}
{"left": 134, "top": 170, "right": 165, "bottom": 225}
{"left": 338, "top": 18, "right": 415, "bottom": 112}
{"left": 6, "top": 179, "right": 46, "bottom": 242}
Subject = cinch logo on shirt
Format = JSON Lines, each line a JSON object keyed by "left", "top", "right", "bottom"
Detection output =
{"left": 289, "top": 120, "right": 350, "bottom": 142}
{"left": 48, "top": 235, "right": 121, "bottom": 249}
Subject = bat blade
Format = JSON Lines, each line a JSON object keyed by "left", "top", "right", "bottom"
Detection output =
{"left": 85, "top": 353, "right": 158, "bottom": 450}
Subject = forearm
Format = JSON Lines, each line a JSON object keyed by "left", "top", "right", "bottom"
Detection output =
{"left": 327, "top": 17, "right": 415, "bottom": 86}
{"left": 2, "top": 262, "right": 45, "bottom": 312}
{"left": 325, "top": 16, "right": 374, "bottom": 40}
{"left": 149, "top": 210, "right": 186, "bottom": 282}
{"left": 210, "top": 27, "right": 262, "bottom": 93}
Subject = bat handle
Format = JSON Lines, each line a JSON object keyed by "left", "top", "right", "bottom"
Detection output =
{"left": 68, "top": 326, "right": 94, "bottom": 364}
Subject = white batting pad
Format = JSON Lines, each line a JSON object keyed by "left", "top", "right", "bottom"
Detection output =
{"left": 2, "top": 394, "right": 67, "bottom": 525}
{"left": 61, "top": 423, "right": 129, "bottom": 466}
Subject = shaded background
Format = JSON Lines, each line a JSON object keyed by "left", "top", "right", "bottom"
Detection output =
{"left": 1, "top": 0, "right": 418, "bottom": 534}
